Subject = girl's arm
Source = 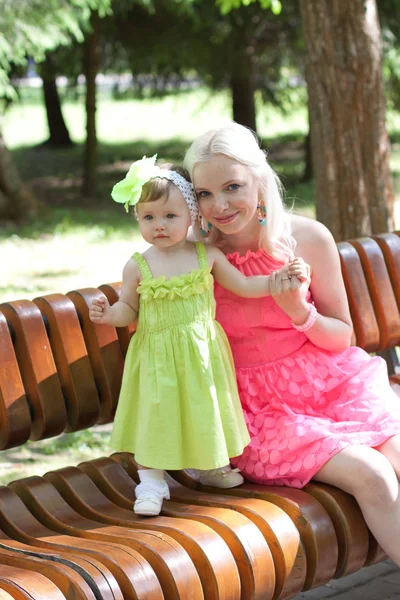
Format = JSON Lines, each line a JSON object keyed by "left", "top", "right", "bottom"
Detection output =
{"left": 90, "top": 259, "right": 140, "bottom": 327}
{"left": 277, "top": 217, "right": 353, "bottom": 353}
{"left": 207, "top": 246, "right": 308, "bottom": 298}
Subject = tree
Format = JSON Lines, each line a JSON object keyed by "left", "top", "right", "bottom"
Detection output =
{"left": 38, "top": 52, "right": 74, "bottom": 148}
{"left": 299, "top": 0, "right": 393, "bottom": 240}
{"left": 0, "top": 0, "right": 111, "bottom": 222}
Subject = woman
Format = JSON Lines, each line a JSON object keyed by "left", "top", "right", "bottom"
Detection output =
{"left": 184, "top": 122, "right": 400, "bottom": 564}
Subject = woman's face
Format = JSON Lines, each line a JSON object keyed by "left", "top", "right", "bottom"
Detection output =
{"left": 192, "top": 154, "right": 259, "bottom": 236}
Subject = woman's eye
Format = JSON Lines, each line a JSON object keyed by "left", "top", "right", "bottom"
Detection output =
{"left": 228, "top": 183, "right": 240, "bottom": 191}
{"left": 144, "top": 215, "right": 153, "bottom": 220}
{"left": 166, "top": 214, "right": 176, "bottom": 219}
{"left": 197, "top": 191, "right": 211, "bottom": 198}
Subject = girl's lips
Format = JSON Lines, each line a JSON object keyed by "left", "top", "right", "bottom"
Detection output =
{"left": 214, "top": 212, "right": 239, "bottom": 225}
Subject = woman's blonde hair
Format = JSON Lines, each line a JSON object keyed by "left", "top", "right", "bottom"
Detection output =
{"left": 184, "top": 122, "right": 295, "bottom": 261}
{"left": 138, "top": 164, "right": 191, "bottom": 205}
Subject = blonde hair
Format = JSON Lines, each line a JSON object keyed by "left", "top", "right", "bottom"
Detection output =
{"left": 184, "top": 122, "right": 295, "bottom": 261}
{"left": 138, "top": 164, "right": 191, "bottom": 205}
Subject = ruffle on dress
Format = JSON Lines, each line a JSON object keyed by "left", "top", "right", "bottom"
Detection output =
{"left": 137, "top": 267, "right": 213, "bottom": 301}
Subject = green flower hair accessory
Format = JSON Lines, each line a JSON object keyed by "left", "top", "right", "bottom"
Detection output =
{"left": 111, "top": 154, "right": 158, "bottom": 212}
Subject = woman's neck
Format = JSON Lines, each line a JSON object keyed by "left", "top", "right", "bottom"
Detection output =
{"left": 220, "top": 221, "right": 261, "bottom": 256}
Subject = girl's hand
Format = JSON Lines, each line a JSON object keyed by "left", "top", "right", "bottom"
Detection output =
{"left": 89, "top": 296, "right": 112, "bottom": 325}
{"left": 288, "top": 257, "right": 311, "bottom": 284}
{"left": 269, "top": 258, "right": 312, "bottom": 320}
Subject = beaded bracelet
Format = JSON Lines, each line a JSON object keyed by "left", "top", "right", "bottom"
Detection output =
{"left": 291, "top": 304, "right": 317, "bottom": 332}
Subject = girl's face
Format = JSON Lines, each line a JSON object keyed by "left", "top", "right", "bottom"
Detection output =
{"left": 192, "top": 154, "right": 260, "bottom": 236}
{"left": 136, "top": 186, "right": 191, "bottom": 248}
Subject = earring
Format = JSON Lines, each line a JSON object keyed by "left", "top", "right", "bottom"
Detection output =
{"left": 257, "top": 199, "right": 267, "bottom": 226}
{"left": 200, "top": 216, "right": 212, "bottom": 238}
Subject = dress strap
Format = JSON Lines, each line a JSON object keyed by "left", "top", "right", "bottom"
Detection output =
{"left": 132, "top": 252, "right": 153, "bottom": 280}
{"left": 195, "top": 242, "right": 209, "bottom": 269}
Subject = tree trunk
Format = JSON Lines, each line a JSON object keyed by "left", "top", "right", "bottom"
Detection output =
{"left": 230, "top": 52, "right": 257, "bottom": 132}
{"left": 299, "top": 0, "right": 393, "bottom": 241}
{"left": 302, "top": 131, "right": 313, "bottom": 183}
{"left": 39, "top": 55, "right": 73, "bottom": 148}
{"left": 82, "top": 11, "right": 99, "bottom": 197}
{"left": 0, "top": 131, "right": 42, "bottom": 222}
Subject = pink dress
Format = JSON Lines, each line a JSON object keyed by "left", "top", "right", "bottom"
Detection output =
{"left": 214, "top": 248, "right": 400, "bottom": 488}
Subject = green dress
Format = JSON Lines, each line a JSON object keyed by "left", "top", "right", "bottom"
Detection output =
{"left": 110, "top": 242, "right": 250, "bottom": 470}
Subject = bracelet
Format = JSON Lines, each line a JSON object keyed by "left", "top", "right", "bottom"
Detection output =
{"left": 291, "top": 304, "right": 317, "bottom": 332}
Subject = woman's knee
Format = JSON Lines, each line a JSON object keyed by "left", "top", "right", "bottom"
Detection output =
{"left": 315, "top": 445, "right": 398, "bottom": 502}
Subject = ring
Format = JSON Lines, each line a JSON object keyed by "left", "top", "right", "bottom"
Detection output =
{"left": 282, "top": 276, "right": 290, "bottom": 281}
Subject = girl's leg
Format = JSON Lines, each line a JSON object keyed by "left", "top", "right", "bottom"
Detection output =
{"left": 134, "top": 462, "right": 170, "bottom": 516}
{"left": 376, "top": 434, "right": 400, "bottom": 478}
{"left": 313, "top": 445, "right": 400, "bottom": 566}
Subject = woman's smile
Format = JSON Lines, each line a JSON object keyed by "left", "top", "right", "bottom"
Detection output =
{"left": 214, "top": 212, "right": 240, "bottom": 225}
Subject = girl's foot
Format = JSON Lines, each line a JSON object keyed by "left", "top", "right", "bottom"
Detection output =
{"left": 198, "top": 465, "right": 244, "bottom": 488}
{"left": 134, "top": 469, "right": 170, "bottom": 516}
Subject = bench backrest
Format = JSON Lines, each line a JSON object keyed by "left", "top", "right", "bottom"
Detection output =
{"left": 1, "top": 232, "right": 400, "bottom": 451}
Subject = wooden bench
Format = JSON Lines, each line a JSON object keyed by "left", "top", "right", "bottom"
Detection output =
{"left": 0, "top": 232, "right": 399, "bottom": 599}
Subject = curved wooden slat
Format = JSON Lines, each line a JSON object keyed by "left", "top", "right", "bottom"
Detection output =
{"left": 67, "top": 289, "right": 124, "bottom": 424}
{"left": 348, "top": 237, "right": 400, "bottom": 349}
{"left": 337, "top": 242, "right": 379, "bottom": 351}
{"left": 168, "top": 470, "right": 337, "bottom": 591}
{"left": 42, "top": 467, "right": 242, "bottom": 600}
{"left": 0, "top": 541, "right": 122, "bottom": 600}
{"left": 373, "top": 233, "right": 400, "bottom": 310}
{"left": 10, "top": 477, "right": 206, "bottom": 600}
{"left": 0, "top": 486, "right": 163, "bottom": 600}
{"left": 98, "top": 283, "right": 137, "bottom": 357}
{"left": 0, "top": 310, "right": 31, "bottom": 449}
{"left": 304, "top": 483, "right": 369, "bottom": 578}
{"left": 0, "top": 564, "right": 66, "bottom": 600}
{"left": 33, "top": 294, "right": 100, "bottom": 432}
{"left": 76, "top": 459, "right": 275, "bottom": 600}
{"left": 0, "top": 301, "right": 66, "bottom": 440}
{"left": 364, "top": 532, "right": 387, "bottom": 567}
{"left": 0, "top": 546, "right": 98, "bottom": 600}
{"left": 87, "top": 455, "right": 306, "bottom": 600}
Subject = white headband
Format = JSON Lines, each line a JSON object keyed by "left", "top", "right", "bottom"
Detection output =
{"left": 150, "top": 167, "right": 199, "bottom": 225}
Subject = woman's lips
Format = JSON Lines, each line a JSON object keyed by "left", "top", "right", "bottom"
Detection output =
{"left": 214, "top": 212, "right": 239, "bottom": 225}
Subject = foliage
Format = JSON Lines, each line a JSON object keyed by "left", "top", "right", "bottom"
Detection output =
{"left": 0, "top": 0, "right": 112, "bottom": 97}
{"left": 216, "top": 0, "right": 281, "bottom": 15}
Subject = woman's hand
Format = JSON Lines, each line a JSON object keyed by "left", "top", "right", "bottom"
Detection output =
{"left": 269, "top": 257, "right": 312, "bottom": 321}
{"left": 89, "top": 296, "right": 112, "bottom": 325}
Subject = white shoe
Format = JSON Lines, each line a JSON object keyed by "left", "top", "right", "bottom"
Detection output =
{"left": 134, "top": 481, "right": 170, "bottom": 516}
{"left": 198, "top": 466, "right": 244, "bottom": 489}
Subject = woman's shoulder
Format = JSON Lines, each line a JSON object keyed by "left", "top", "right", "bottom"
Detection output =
{"left": 290, "top": 214, "right": 335, "bottom": 248}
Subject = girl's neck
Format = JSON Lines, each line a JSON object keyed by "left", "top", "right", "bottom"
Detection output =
{"left": 151, "top": 238, "right": 188, "bottom": 256}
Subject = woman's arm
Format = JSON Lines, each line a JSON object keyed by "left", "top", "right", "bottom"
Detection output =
{"left": 278, "top": 217, "right": 353, "bottom": 353}
{"left": 90, "top": 259, "right": 140, "bottom": 327}
{"left": 207, "top": 246, "right": 308, "bottom": 298}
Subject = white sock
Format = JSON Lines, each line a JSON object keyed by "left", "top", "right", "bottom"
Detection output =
{"left": 137, "top": 469, "right": 165, "bottom": 483}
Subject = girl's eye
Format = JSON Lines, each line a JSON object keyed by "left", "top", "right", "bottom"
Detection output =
{"left": 228, "top": 183, "right": 240, "bottom": 191}
{"left": 197, "top": 191, "right": 211, "bottom": 198}
{"left": 166, "top": 214, "right": 176, "bottom": 219}
{"left": 144, "top": 215, "right": 153, "bottom": 220}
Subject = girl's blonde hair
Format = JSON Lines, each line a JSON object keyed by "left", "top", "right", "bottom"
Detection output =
{"left": 183, "top": 122, "right": 295, "bottom": 261}
{"left": 138, "top": 164, "right": 191, "bottom": 204}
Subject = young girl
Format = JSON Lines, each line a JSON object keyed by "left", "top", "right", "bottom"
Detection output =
{"left": 90, "top": 155, "right": 308, "bottom": 516}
